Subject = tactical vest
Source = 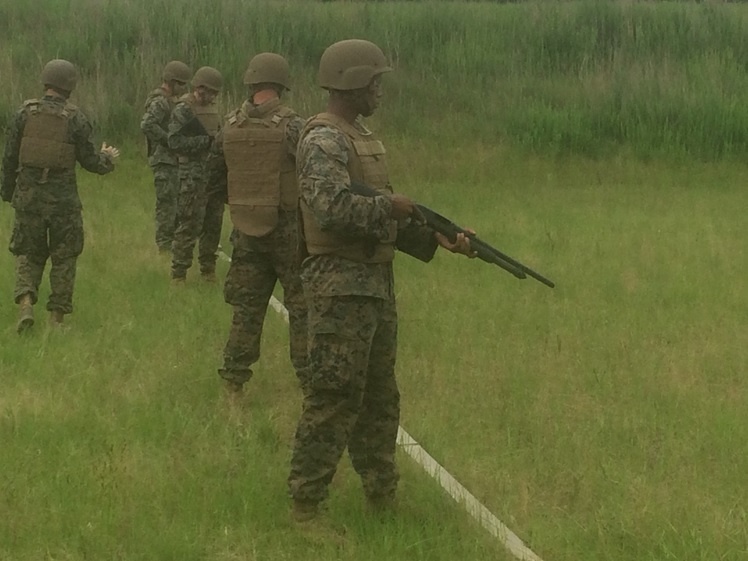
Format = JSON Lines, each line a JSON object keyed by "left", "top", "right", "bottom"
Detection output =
{"left": 180, "top": 93, "right": 220, "bottom": 136}
{"left": 18, "top": 99, "right": 77, "bottom": 170}
{"left": 299, "top": 113, "right": 396, "bottom": 263}
{"left": 222, "top": 100, "right": 298, "bottom": 237}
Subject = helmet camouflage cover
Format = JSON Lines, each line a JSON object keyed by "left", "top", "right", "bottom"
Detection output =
{"left": 318, "top": 39, "right": 392, "bottom": 91}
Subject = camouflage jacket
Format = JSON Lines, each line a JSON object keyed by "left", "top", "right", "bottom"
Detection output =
{"left": 167, "top": 97, "right": 216, "bottom": 188}
{"left": 297, "top": 121, "right": 434, "bottom": 300}
{"left": 140, "top": 87, "right": 177, "bottom": 167}
{"left": 1, "top": 95, "right": 115, "bottom": 214}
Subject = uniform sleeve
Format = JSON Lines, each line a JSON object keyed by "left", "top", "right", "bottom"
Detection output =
{"left": 297, "top": 126, "right": 392, "bottom": 240}
{"left": 140, "top": 96, "right": 170, "bottom": 146}
{"left": 284, "top": 115, "right": 305, "bottom": 159}
{"left": 167, "top": 103, "right": 212, "bottom": 155}
{"left": 1, "top": 109, "right": 25, "bottom": 202}
{"left": 206, "top": 128, "right": 227, "bottom": 200}
{"left": 71, "top": 112, "right": 115, "bottom": 175}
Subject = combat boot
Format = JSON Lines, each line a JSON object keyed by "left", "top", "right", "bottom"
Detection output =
{"left": 201, "top": 270, "right": 217, "bottom": 284}
{"left": 16, "top": 294, "right": 34, "bottom": 333}
{"left": 171, "top": 276, "right": 186, "bottom": 286}
{"left": 49, "top": 310, "right": 65, "bottom": 327}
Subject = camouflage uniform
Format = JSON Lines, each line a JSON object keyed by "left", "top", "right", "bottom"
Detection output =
{"left": 1, "top": 95, "right": 115, "bottom": 314}
{"left": 288, "top": 115, "right": 437, "bottom": 506}
{"left": 167, "top": 93, "right": 224, "bottom": 279}
{"left": 214, "top": 98, "right": 308, "bottom": 387}
{"left": 141, "top": 87, "right": 179, "bottom": 252}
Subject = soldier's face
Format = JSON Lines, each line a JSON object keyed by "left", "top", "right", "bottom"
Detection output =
{"left": 171, "top": 80, "right": 188, "bottom": 97}
{"left": 358, "top": 76, "right": 383, "bottom": 117}
{"left": 196, "top": 86, "right": 218, "bottom": 105}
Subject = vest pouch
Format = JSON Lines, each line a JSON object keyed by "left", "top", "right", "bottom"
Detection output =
{"left": 352, "top": 139, "right": 388, "bottom": 190}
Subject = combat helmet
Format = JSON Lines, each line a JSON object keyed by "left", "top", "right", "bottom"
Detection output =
{"left": 41, "top": 59, "right": 77, "bottom": 92}
{"left": 243, "top": 53, "right": 291, "bottom": 90}
{"left": 318, "top": 39, "right": 391, "bottom": 91}
{"left": 162, "top": 60, "right": 192, "bottom": 83}
{"left": 192, "top": 66, "right": 223, "bottom": 92}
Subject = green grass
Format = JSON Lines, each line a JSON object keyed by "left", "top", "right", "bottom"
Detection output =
{"left": 1, "top": 144, "right": 747, "bottom": 560}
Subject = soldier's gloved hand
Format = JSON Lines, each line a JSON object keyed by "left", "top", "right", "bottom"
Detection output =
{"left": 101, "top": 142, "right": 120, "bottom": 159}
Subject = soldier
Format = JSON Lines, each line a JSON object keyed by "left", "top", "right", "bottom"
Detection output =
{"left": 140, "top": 60, "right": 191, "bottom": 254}
{"left": 213, "top": 53, "right": 308, "bottom": 396}
{"left": 167, "top": 66, "right": 225, "bottom": 283}
{"left": 1, "top": 59, "right": 119, "bottom": 332}
{"left": 287, "top": 40, "right": 474, "bottom": 522}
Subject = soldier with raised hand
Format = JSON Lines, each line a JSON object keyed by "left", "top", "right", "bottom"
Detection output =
{"left": 140, "top": 60, "right": 191, "bottom": 254}
{"left": 212, "top": 53, "right": 309, "bottom": 397}
{"left": 287, "top": 40, "right": 473, "bottom": 522}
{"left": 1, "top": 59, "right": 119, "bottom": 332}
{"left": 167, "top": 65, "right": 225, "bottom": 284}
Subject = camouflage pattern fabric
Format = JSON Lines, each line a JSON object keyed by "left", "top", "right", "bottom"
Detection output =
{"left": 151, "top": 163, "right": 178, "bottom": 252}
{"left": 219, "top": 213, "right": 308, "bottom": 387}
{"left": 1, "top": 95, "right": 115, "bottom": 314}
{"left": 214, "top": 101, "right": 307, "bottom": 386}
{"left": 296, "top": 124, "right": 395, "bottom": 299}
{"left": 288, "top": 294, "right": 400, "bottom": 504}
{"left": 141, "top": 89, "right": 178, "bottom": 251}
{"left": 10, "top": 211, "right": 83, "bottom": 313}
{"left": 168, "top": 99, "right": 224, "bottom": 277}
{"left": 140, "top": 88, "right": 177, "bottom": 167}
{"left": 288, "top": 122, "right": 433, "bottom": 505}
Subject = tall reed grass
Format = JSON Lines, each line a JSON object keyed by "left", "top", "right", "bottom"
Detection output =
{"left": 1, "top": 1, "right": 748, "bottom": 157}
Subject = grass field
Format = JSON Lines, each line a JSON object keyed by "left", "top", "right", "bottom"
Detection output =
{"left": 2, "top": 1, "right": 748, "bottom": 559}
{"left": 1, "top": 142, "right": 747, "bottom": 560}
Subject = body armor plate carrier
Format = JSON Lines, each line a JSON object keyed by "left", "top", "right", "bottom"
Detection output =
{"left": 299, "top": 112, "right": 397, "bottom": 263}
{"left": 223, "top": 101, "right": 297, "bottom": 237}
{"left": 18, "top": 100, "right": 77, "bottom": 170}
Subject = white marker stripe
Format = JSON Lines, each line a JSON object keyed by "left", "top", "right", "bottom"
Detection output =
{"left": 397, "top": 427, "right": 543, "bottom": 561}
{"left": 217, "top": 250, "right": 544, "bottom": 561}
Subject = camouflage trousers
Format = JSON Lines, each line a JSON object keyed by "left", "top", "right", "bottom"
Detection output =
{"left": 171, "top": 182, "right": 224, "bottom": 278}
{"left": 9, "top": 210, "right": 84, "bottom": 314}
{"left": 219, "top": 230, "right": 308, "bottom": 387}
{"left": 288, "top": 294, "right": 400, "bottom": 505}
{"left": 150, "top": 163, "right": 178, "bottom": 252}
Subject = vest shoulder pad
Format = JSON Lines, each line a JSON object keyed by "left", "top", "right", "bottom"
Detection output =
{"left": 61, "top": 102, "right": 78, "bottom": 118}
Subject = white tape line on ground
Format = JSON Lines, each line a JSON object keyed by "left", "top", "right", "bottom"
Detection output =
{"left": 217, "top": 250, "right": 544, "bottom": 561}
{"left": 397, "top": 427, "right": 543, "bottom": 561}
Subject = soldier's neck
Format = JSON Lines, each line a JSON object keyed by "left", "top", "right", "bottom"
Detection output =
{"left": 326, "top": 97, "right": 359, "bottom": 124}
{"left": 44, "top": 89, "right": 68, "bottom": 100}
{"left": 252, "top": 90, "right": 278, "bottom": 106}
